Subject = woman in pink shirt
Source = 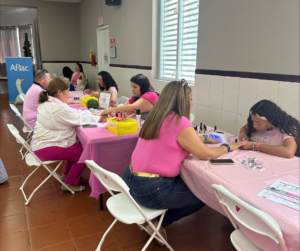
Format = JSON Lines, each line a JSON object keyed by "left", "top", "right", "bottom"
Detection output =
{"left": 238, "top": 100, "right": 299, "bottom": 158}
{"left": 100, "top": 74, "right": 159, "bottom": 119}
{"left": 123, "top": 80, "right": 246, "bottom": 244}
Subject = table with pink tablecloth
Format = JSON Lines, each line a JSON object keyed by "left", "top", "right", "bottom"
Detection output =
{"left": 180, "top": 139, "right": 300, "bottom": 251}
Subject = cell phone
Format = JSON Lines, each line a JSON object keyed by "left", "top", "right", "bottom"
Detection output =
{"left": 209, "top": 159, "right": 234, "bottom": 165}
{"left": 81, "top": 124, "right": 99, "bottom": 129}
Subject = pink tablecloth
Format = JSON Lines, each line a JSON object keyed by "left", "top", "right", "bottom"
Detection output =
{"left": 75, "top": 125, "right": 138, "bottom": 199}
{"left": 181, "top": 141, "right": 300, "bottom": 250}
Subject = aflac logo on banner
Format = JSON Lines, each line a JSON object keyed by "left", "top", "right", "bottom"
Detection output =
{"left": 10, "top": 64, "right": 29, "bottom": 71}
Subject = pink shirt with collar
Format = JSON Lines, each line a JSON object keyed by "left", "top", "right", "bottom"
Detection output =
{"left": 23, "top": 84, "right": 44, "bottom": 130}
{"left": 131, "top": 113, "right": 192, "bottom": 177}
{"left": 128, "top": 92, "right": 158, "bottom": 105}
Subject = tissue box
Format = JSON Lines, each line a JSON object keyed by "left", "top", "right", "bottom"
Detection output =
{"left": 80, "top": 97, "right": 98, "bottom": 107}
{"left": 107, "top": 118, "right": 138, "bottom": 135}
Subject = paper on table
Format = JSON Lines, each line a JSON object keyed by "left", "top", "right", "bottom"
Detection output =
{"left": 258, "top": 180, "right": 300, "bottom": 211}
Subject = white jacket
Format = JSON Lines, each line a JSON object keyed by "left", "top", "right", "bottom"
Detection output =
{"left": 31, "top": 96, "right": 99, "bottom": 151}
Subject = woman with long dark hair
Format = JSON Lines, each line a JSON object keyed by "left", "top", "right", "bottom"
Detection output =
{"left": 62, "top": 66, "right": 75, "bottom": 91}
{"left": 239, "top": 99, "right": 300, "bottom": 158}
{"left": 100, "top": 74, "right": 159, "bottom": 119}
{"left": 71, "top": 63, "right": 86, "bottom": 91}
{"left": 83, "top": 71, "right": 119, "bottom": 107}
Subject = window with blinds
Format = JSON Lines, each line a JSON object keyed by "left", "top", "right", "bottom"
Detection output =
{"left": 160, "top": 0, "right": 199, "bottom": 82}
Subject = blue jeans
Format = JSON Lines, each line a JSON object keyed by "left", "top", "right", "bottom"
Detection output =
{"left": 123, "top": 163, "right": 205, "bottom": 228}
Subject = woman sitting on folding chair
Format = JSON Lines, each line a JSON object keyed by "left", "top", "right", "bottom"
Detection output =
{"left": 123, "top": 80, "right": 247, "bottom": 242}
{"left": 30, "top": 78, "right": 102, "bottom": 192}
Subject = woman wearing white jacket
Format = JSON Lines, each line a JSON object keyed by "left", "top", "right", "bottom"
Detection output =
{"left": 31, "top": 78, "right": 101, "bottom": 192}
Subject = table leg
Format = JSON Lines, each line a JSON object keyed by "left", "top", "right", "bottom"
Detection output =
{"left": 100, "top": 194, "right": 104, "bottom": 210}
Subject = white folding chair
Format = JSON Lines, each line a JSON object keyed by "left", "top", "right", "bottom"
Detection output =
{"left": 118, "top": 96, "right": 129, "bottom": 106}
{"left": 9, "top": 103, "right": 33, "bottom": 160}
{"left": 189, "top": 113, "right": 195, "bottom": 123}
{"left": 7, "top": 124, "right": 74, "bottom": 205}
{"left": 211, "top": 184, "right": 288, "bottom": 251}
{"left": 85, "top": 160, "right": 174, "bottom": 251}
{"left": 20, "top": 93, "right": 26, "bottom": 102}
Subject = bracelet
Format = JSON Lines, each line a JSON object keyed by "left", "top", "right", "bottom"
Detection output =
{"left": 204, "top": 135, "right": 208, "bottom": 144}
{"left": 220, "top": 143, "right": 230, "bottom": 153}
{"left": 253, "top": 142, "right": 257, "bottom": 151}
{"left": 255, "top": 143, "right": 260, "bottom": 151}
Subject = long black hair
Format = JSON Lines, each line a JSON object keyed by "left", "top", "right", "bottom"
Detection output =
{"left": 76, "top": 63, "right": 84, "bottom": 73}
{"left": 62, "top": 66, "right": 74, "bottom": 81}
{"left": 130, "top": 74, "right": 158, "bottom": 101}
{"left": 247, "top": 100, "right": 300, "bottom": 157}
{"left": 98, "top": 71, "right": 118, "bottom": 92}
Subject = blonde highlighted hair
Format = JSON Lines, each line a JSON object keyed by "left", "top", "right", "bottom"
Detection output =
{"left": 139, "top": 81, "right": 191, "bottom": 140}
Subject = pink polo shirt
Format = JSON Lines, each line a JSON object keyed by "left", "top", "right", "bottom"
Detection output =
{"left": 23, "top": 84, "right": 44, "bottom": 130}
{"left": 250, "top": 128, "right": 293, "bottom": 146}
{"left": 131, "top": 113, "right": 192, "bottom": 177}
{"left": 129, "top": 92, "right": 158, "bottom": 105}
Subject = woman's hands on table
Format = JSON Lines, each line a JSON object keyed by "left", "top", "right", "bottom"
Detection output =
{"left": 83, "top": 89, "right": 93, "bottom": 95}
{"left": 239, "top": 132, "right": 248, "bottom": 141}
{"left": 238, "top": 141, "right": 254, "bottom": 150}
{"left": 229, "top": 140, "right": 248, "bottom": 151}
{"left": 206, "top": 137, "right": 220, "bottom": 144}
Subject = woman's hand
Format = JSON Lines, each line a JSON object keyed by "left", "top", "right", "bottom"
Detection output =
{"left": 83, "top": 89, "right": 92, "bottom": 95}
{"left": 100, "top": 108, "right": 113, "bottom": 116}
{"left": 228, "top": 140, "right": 248, "bottom": 151}
{"left": 239, "top": 141, "right": 254, "bottom": 150}
{"left": 207, "top": 137, "right": 220, "bottom": 144}
{"left": 239, "top": 132, "right": 248, "bottom": 141}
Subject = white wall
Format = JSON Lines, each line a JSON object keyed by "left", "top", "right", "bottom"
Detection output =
{"left": 0, "top": 8, "right": 37, "bottom": 27}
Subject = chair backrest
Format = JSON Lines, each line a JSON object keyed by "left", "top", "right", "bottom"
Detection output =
{"left": 85, "top": 160, "right": 129, "bottom": 194}
{"left": 9, "top": 104, "right": 33, "bottom": 131}
{"left": 118, "top": 96, "right": 129, "bottom": 105}
{"left": 7, "top": 124, "right": 43, "bottom": 166}
{"left": 212, "top": 184, "right": 286, "bottom": 247}
{"left": 20, "top": 93, "right": 26, "bottom": 102}
{"left": 189, "top": 113, "right": 195, "bottom": 123}
{"left": 85, "top": 160, "right": 154, "bottom": 222}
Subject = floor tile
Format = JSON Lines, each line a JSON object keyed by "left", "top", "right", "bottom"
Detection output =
{"left": 29, "top": 221, "right": 71, "bottom": 250}
{"left": 0, "top": 176, "right": 23, "bottom": 190}
{"left": 6, "top": 167, "right": 22, "bottom": 177}
{"left": 0, "top": 199, "right": 26, "bottom": 217}
{"left": 61, "top": 198, "right": 98, "bottom": 220}
{"left": 193, "top": 220, "right": 235, "bottom": 251}
{"left": 67, "top": 213, "right": 107, "bottom": 239}
{"left": 74, "top": 232, "right": 119, "bottom": 251}
{"left": 32, "top": 241, "right": 75, "bottom": 251}
{"left": 22, "top": 184, "right": 57, "bottom": 204}
{"left": 0, "top": 213, "right": 27, "bottom": 236}
{"left": 56, "top": 185, "right": 93, "bottom": 205}
{"left": 27, "top": 202, "right": 64, "bottom": 229}
{"left": 100, "top": 210, "right": 128, "bottom": 230}
{"left": 0, "top": 186, "right": 24, "bottom": 201}
{"left": 0, "top": 231, "right": 30, "bottom": 251}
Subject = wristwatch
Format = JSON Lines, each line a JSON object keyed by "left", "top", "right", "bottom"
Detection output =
{"left": 220, "top": 143, "right": 230, "bottom": 152}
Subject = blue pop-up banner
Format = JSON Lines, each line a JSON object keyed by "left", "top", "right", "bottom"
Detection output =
{"left": 5, "top": 57, "right": 34, "bottom": 103}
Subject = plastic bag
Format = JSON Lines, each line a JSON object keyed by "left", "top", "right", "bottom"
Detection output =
{"left": 0, "top": 158, "right": 8, "bottom": 184}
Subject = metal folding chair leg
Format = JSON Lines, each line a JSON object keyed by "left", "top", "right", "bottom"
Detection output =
{"left": 20, "top": 161, "right": 75, "bottom": 205}
{"left": 97, "top": 219, "right": 118, "bottom": 251}
{"left": 19, "top": 136, "right": 32, "bottom": 160}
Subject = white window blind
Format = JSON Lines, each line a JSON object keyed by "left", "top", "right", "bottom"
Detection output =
{"left": 160, "top": 0, "right": 199, "bottom": 82}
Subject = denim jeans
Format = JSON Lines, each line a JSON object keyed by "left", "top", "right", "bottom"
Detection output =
{"left": 123, "top": 163, "right": 205, "bottom": 228}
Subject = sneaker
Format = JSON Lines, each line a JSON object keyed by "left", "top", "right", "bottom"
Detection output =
{"left": 139, "top": 219, "right": 167, "bottom": 246}
{"left": 61, "top": 184, "right": 86, "bottom": 193}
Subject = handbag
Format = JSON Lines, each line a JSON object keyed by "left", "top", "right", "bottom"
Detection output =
{"left": 0, "top": 158, "right": 8, "bottom": 184}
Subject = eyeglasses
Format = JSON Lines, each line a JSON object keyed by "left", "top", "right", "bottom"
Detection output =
{"left": 40, "top": 69, "right": 49, "bottom": 79}
{"left": 181, "top": 79, "right": 188, "bottom": 87}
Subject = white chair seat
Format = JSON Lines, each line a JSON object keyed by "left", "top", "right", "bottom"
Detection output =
{"left": 231, "top": 229, "right": 263, "bottom": 251}
{"left": 25, "top": 153, "right": 61, "bottom": 166}
{"left": 23, "top": 126, "right": 33, "bottom": 133}
{"left": 107, "top": 192, "right": 167, "bottom": 225}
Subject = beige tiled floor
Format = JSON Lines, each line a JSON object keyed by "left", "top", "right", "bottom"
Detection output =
{"left": 0, "top": 93, "right": 236, "bottom": 251}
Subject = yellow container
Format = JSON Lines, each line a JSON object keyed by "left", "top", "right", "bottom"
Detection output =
{"left": 107, "top": 118, "right": 138, "bottom": 135}
{"left": 80, "top": 97, "right": 98, "bottom": 107}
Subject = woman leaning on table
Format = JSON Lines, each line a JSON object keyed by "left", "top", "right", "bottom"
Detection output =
{"left": 122, "top": 80, "right": 247, "bottom": 244}
{"left": 238, "top": 99, "right": 300, "bottom": 158}
{"left": 30, "top": 78, "right": 102, "bottom": 192}
{"left": 83, "top": 71, "right": 119, "bottom": 107}
{"left": 100, "top": 74, "right": 159, "bottom": 119}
